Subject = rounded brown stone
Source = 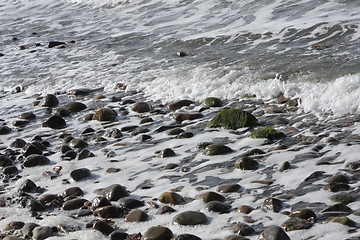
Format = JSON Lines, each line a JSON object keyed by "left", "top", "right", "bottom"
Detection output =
{"left": 93, "top": 205, "right": 123, "bottom": 218}
{"left": 197, "top": 191, "right": 225, "bottom": 203}
{"left": 131, "top": 102, "right": 152, "bottom": 113}
{"left": 62, "top": 198, "right": 88, "bottom": 210}
{"left": 159, "top": 192, "right": 185, "bottom": 205}
{"left": 142, "top": 226, "right": 173, "bottom": 240}
{"left": 237, "top": 205, "right": 255, "bottom": 214}
{"left": 125, "top": 209, "right": 148, "bottom": 222}
{"left": 92, "top": 108, "right": 118, "bottom": 121}
{"left": 217, "top": 184, "right": 241, "bottom": 193}
{"left": 93, "top": 220, "right": 114, "bottom": 235}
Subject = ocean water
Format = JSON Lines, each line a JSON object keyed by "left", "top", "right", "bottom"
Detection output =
{"left": 1, "top": 0, "right": 360, "bottom": 115}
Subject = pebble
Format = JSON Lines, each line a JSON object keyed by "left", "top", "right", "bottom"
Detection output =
{"left": 259, "top": 225, "right": 290, "bottom": 240}
{"left": 237, "top": 205, "right": 254, "bottom": 214}
{"left": 159, "top": 192, "right": 185, "bottom": 205}
{"left": 168, "top": 100, "right": 194, "bottom": 111}
{"left": 97, "top": 184, "right": 129, "bottom": 201}
{"left": 205, "top": 201, "right": 231, "bottom": 213}
{"left": 325, "top": 216, "right": 357, "bottom": 227}
{"left": 125, "top": 209, "right": 148, "bottom": 222}
{"left": 23, "top": 154, "right": 50, "bottom": 167}
{"left": 109, "top": 230, "right": 129, "bottom": 240}
{"left": 172, "top": 211, "right": 208, "bottom": 225}
{"left": 93, "top": 205, "right": 124, "bottom": 218}
{"left": 0, "top": 155, "right": 12, "bottom": 167}
{"left": 281, "top": 218, "right": 313, "bottom": 231}
{"left": 42, "top": 115, "right": 66, "bottom": 129}
{"left": 203, "top": 144, "right": 233, "bottom": 156}
{"left": 131, "top": 102, "right": 152, "bottom": 113}
{"left": 18, "top": 112, "right": 36, "bottom": 120}
{"left": 92, "top": 107, "right": 118, "bottom": 121}
{"left": 262, "top": 197, "right": 283, "bottom": 212}
{"left": 197, "top": 191, "right": 225, "bottom": 203}
{"left": 118, "top": 197, "right": 144, "bottom": 209}
{"left": 61, "top": 197, "right": 87, "bottom": 210}
{"left": 157, "top": 205, "right": 176, "bottom": 215}
{"left": 91, "top": 196, "right": 111, "bottom": 210}
{"left": 69, "top": 138, "right": 88, "bottom": 149}
{"left": 63, "top": 186, "right": 84, "bottom": 197}
{"left": 32, "top": 226, "right": 53, "bottom": 240}
{"left": 142, "top": 226, "right": 173, "bottom": 240}
{"left": 234, "top": 156, "right": 259, "bottom": 170}
{"left": 201, "top": 97, "right": 222, "bottom": 107}
{"left": 228, "top": 222, "right": 255, "bottom": 236}
{"left": 217, "top": 183, "right": 241, "bottom": 193}
{"left": 0, "top": 125, "right": 12, "bottom": 134}
{"left": 70, "top": 168, "right": 91, "bottom": 181}
{"left": 65, "top": 101, "right": 87, "bottom": 113}
{"left": 21, "top": 223, "right": 39, "bottom": 236}
{"left": 10, "top": 138, "right": 27, "bottom": 148}
{"left": 93, "top": 220, "right": 114, "bottom": 235}
{"left": 173, "top": 113, "right": 203, "bottom": 123}
{"left": 160, "top": 148, "right": 176, "bottom": 158}
{"left": 39, "top": 94, "right": 59, "bottom": 107}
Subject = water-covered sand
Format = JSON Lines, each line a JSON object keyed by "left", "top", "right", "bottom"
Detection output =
{"left": 0, "top": 86, "right": 360, "bottom": 240}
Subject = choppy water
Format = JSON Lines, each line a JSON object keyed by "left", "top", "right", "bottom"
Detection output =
{"left": 1, "top": 0, "right": 360, "bottom": 115}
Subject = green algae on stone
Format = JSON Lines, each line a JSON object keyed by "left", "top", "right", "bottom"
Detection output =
{"left": 201, "top": 97, "right": 222, "bottom": 108}
{"left": 329, "top": 193, "right": 356, "bottom": 205}
{"left": 249, "top": 127, "right": 286, "bottom": 140}
{"left": 206, "top": 109, "right": 257, "bottom": 130}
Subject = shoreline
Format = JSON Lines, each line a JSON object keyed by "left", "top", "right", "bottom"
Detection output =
{"left": 0, "top": 87, "right": 360, "bottom": 240}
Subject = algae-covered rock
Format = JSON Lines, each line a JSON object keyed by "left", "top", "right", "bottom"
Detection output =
{"left": 206, "top": 109, "right": 257, "bottom": 130}
{"left": 249, "top": 127, "right": 286, "bottom": 140}
{"left": 329, "top": 193, "right": 356, "bottom": 205}
{"left": 325, "top": 216, "right": 357, "bottom": 227}
{"left": 202, "top": 97, "right": 222, "bottom": 108}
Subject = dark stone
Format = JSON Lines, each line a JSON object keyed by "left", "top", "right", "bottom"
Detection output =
{"left": 325, "top": 216, "right": 357, "bottom": 227}
{"left": 93, "top": 108, "right": 118, "bottom": 121}
{"left": 125, "top": 209, "right": 148, "bottom": 222}
{"left": 109, "top": 230, "right": 129, "bottom": 240}
{"left": 13, "top": 120, "right": 30, "bottom": 127}
{"left": 42, "top": 115, "right": 66, "bottom": 129}
{"left": 234, "top": 156, "right": 258, "bottom": 170}
{"left": 172, "top": 211, "right": 208, "bottom": 225}
{"left": 323, "top": 182, "right": 350, "bottom": 192}
{"left": 140, "top": 117, "right": 153, "bottom": 124}
{"left": 121, "top": 125, "right": 138, "bottom": 132}
{"left": 105, "top": 128, "right": 123, "bottom": 138}
{"left": 23, "top": 154, "right": 50, "bottom": 167}
{"left": 91, "top": 196, "right": 111, "bottom": 210}
{"left": 321, "top": 203, "right": 353, "bottom": 216}
{"left": 40, "top": 94, "right": 59, "bottom": 107}
{"left": 329, "top": 192, "right": 356, "bottom": 205}
{"left": 160, "top": 148, "right": 176, "bottom": 158}
{"left": 168, "top": 100, "right": 194, "bottom": 111}
{"left": 197, "top": 191, "right": 225, "bottom": 203}
{"left": 131, "top": 128, "right": 149, "bottom": 136}
{"left": 289, "top": 209, "right": 317, "bottom": 221}
{"left": 10, "top": 138, "right": 27, "bottom": 148}
{"left": 157, "top": 205, "right": 176, "bottom": 215}
{"left": 23, "top": 144, "right": 43, "bottom": 157}
{"left": 172, "top": 234, "right": 201, "bottom": 240}
{"left": 52, "top": 107, "right": 70, "bottom": 117}
{"left": 19, "top": 179, "right": 37, "bottom": 193}
{"left": 0, "top": 155, "right": 12, "bottom": 167}
{"left": 93, "top": 205, "right": 125, "bottom": 218}
{"left": 19, "top": 112, "right": 36, "bottom": 120}
{"left": 159, "top": 192, "right": 185, "bottom": 205}
{"left": 237, "top": 205, "right": 254, "bottom": 214}
{"left": 262, "top": 198, "right": 283, "bottom": 212}
{"left": 26, "top": 199, "right": 45, "bottom": 212}
{"left": 98, "top": 184, "right": 129, "bottom": 201}
{"left": 69, "top": 138, "right": 88, "bottom": 148}
{"left": 281, "top": 218, "right": 313, "bottom": 231}
{"left": 62, "top": 150, "right": 77, "bottom": 160}
{"left": 62, "top": 198, "right": 88, "bottom": 210}
{"left": 140, "top": 134, "right": 152, "bottom": 142}
{"left": 203, "top": 144, "right": 233, "bottom": 156}
{"left": 173, "top": 113, "right": 203, "bottom": 123}
{"left": 167, "top": 128, "right": 184, "bottom": 135}
{"left": 327, "top": 174, "right": 351, "bottom": 184}
{"left": 65, "top": 101, "right": 87, "bottom": 113}
{"left": 48, "top": 41, "right": 66, "bottom": 48}
{"left": 118, "top": 197, "right": 144, "bottom": 209}
{"left": 3, "top": 165, "right": 18, "bottom": 174}
{"left": 259, "top": 225, "right": 290, "bottom": 240}
{"left": 77, "top": 149, "right": 94, "bottom": 160}
{"left": 63, "top": 187, "right": 83, "bottom": 197}
{"left": 70, "top": 168, "right": 91, "bottom": 181}
{"left": 132, "top": 102, "right": 152, "bottom": 113}
{"left": 217, "top": 184, "right": 241, "bottom": 193}
{"left": 177, "top": 132, "right": 194, "bottom": 139}
{"left": 0, "top": 125, "right": 12, "bottom": 134}
{"left": 93, "top": 220, "right": 114, "bottom": 235}
{"left": 39, "top": 194, "right": 62, "bottom": 205}
{"left": 142, "top": 226, "right": 173, "bottom": 240}
{"left": 8, "top": 221, "right": 25, "bottom": 230}
{"left": 229, "top": 223, "right": 255, "bottom": 236}
{"left": 205, "top": 201, "right": 231, "bottom": 213}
